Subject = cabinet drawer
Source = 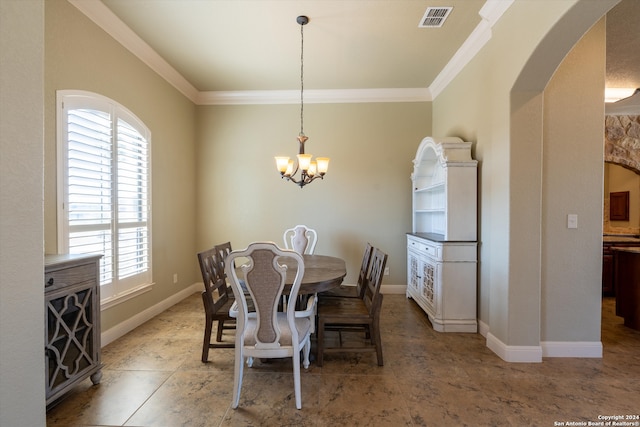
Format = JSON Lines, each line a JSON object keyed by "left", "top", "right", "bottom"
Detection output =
{"left": 407, "top": 237, "right": 441, "bottom": 260}
{"left": 45, "top": 263, "right": 97, "bottom": 292}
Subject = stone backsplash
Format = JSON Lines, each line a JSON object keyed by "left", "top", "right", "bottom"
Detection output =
{"left": 605, "top": 115, "right": 640, "bottom": 172}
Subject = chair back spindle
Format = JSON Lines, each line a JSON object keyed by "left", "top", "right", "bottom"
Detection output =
{"left": 363, "top": 248, "right": 386, "bottom": 313}
{"left": 318, "top": 242, "right": 373, "bottom": 300}
{"left": 356, "top": 242, "right": 374, "bottom": 299}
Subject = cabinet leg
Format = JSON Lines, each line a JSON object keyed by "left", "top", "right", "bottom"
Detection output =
{"left": 90, "top": 370, "right": 102, "bottom": 385}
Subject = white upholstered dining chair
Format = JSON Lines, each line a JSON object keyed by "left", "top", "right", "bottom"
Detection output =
{"left": 283, "top": 224, "right": 318, "bottom": 312}
{"left": 283, "top": 225, "right": 318, "bottom": 255}
{"left": 225, "top": 242, "right": 316, "bottom": 410}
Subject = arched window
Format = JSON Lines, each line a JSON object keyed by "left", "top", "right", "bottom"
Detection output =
{"left": 57, "top": 90, "right": 152, "bottom": 307}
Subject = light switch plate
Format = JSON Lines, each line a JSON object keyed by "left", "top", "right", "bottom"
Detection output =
{"left": 567, "top": 214, "right": 578, "bottom": 229}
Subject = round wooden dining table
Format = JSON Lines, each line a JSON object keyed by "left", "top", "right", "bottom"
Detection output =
{"left": 235, "top": 254, "right": 346, "bottom": 295}
{"left": 280, "top": 254, "right": 347, "bottom": 295}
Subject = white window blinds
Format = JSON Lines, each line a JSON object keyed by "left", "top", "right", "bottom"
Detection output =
{"left": 115, "top": 118, "right": 149, "bottom": 280}
{"left": 58, "top": 91, "right": 152, "bottom": 305}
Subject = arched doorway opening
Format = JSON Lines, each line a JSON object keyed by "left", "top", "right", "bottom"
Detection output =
{"left": 507, "top": 0, "right": 621, "bottom": 359}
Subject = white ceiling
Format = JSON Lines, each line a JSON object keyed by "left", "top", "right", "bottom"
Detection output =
{"left": 606, "top": 0, "right": 640, "bottom": 91}
{"left": 71, "top": 0, "right": 639, "bottom": 104}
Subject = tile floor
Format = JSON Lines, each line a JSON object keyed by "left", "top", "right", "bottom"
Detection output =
{"left": 46, "top": 295, "right": 640, "bottom": 426}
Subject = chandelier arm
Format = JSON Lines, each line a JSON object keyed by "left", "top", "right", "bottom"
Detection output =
{"left": 283, "top": 172, "right": 302, "bottom": 185}
{"left": 296, "top": 172, "right": 324, "bottom": 186}
{"left": 281, "top": 169, "right": 324, "bottom": 188}
{"left": 289, "top": 160, "right": 300, "bottom": 178}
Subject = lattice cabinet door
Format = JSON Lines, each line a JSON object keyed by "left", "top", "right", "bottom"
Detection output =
{"left": 420, "top": 259, "right": 436, "bottom": 312}
{"left": 45, "top": 254, "right": 102, "bottom": 407}
{"left": 407, "top": 250, "right": 421, "bottom": 296}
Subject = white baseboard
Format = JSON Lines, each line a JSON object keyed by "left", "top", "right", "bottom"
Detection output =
{"left": 482, "top": 326, "right": 602, "bottom": 360}
{"left": 486, "top": 332, "right": 543, "bottom": 363}
{"left": 541, "top": 341, "right": 602, "bottom": 358}
{"left": 478, "top": 319, "right": 490, "bottom": 338}
{"left": 101, "top": 282, "right": 201, "bottom": 347}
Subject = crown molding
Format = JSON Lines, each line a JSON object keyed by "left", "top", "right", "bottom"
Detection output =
{"left": 196, "top": 88, "right": 432, "bottom": 105}
{"left": 479, "top": 0, "right": 515, "bottom": 24}
{"left": 428, "top": 0, "right": 514, "bottom": 99}
{"left": 68, "top": 0, "right": 199, "bottom": 102}
{"left": 70, "top": 0, "right": 508, "bottom": 106}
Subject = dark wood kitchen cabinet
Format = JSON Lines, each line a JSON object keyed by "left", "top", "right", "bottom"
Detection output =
{"left": 602, "top": 236, "right": 640, "bottom": 296}
{"left": 613, "top": 247, "right": 640, "bottom": 331}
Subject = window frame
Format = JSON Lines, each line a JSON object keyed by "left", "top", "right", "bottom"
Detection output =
{"left": 57, "top": 90, "right": 153, "bottom": 309}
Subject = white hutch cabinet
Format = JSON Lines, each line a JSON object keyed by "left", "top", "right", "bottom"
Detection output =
{"left": 407, "top": 137, "right": 478, "bottom": 332}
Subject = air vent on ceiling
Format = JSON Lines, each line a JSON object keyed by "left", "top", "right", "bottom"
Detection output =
{"left": 418, "top": 7, "right": 453, "bottom": 28}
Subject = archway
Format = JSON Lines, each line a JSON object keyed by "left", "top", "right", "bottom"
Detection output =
{"left": 505, "top": 0, "right": 620, "bottom": 360}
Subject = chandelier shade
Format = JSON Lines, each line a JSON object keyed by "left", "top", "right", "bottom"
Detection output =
{"left": 274, "top": 15, "right": 329, "bottom": 188}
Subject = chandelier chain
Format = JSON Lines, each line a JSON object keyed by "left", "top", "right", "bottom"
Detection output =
{"left": 300, "top": 21, "right": 304, "bottom": 137}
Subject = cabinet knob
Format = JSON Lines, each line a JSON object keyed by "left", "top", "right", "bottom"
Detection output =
{"left": 46, "top": 277, "right": 54, "bottom": 287}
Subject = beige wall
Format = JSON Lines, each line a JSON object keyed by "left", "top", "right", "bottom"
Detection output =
{"left": 432, "top": 0, "right": 617, "bottom": 353}
{"left": 44, "top": 0, "right": 198, "bottom": 331}
{"left": 432, "top": 1, "right": 571, "bottom": 344}
{"left": 433, "top": 0, "right": 582, "bottom": 346}
{"left": 541, "top": 18, "right": 606, "bottom": 342}
{"left": 0, "top": 0, "right": 46, "bottom": 425}
{"left": 195, "top": 102, "right": 432, "bottom": 285}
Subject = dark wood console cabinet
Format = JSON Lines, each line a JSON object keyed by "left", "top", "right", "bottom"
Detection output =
{"left": 45, "top": 254, "right": 102, "bottom": 407}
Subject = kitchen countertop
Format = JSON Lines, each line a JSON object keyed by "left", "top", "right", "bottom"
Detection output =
{"left": 611, "top": 246, "right": 640, "bottom": 254}
{"left": 603, "top": 235, "right": 640, "bottom": 243}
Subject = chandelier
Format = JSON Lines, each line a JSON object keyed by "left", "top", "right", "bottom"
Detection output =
{"left": 275, "top": 15, "right": 329, "bottom": 188}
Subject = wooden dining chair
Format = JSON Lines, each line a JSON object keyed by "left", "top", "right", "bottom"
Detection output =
{"left": 225, "top": 242, "right": 316, "bottom": 410}
{"left": 283, "top": 225, "right": 318, "bottom": 255}
{"left": 319, "top": 242, "right": 373, "bottom": 300}
{"left": 197, "top": 245, "right": 236, "bottom": 362}
{"left": 316, "top": 248, "right": 388, "bottom": 367}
